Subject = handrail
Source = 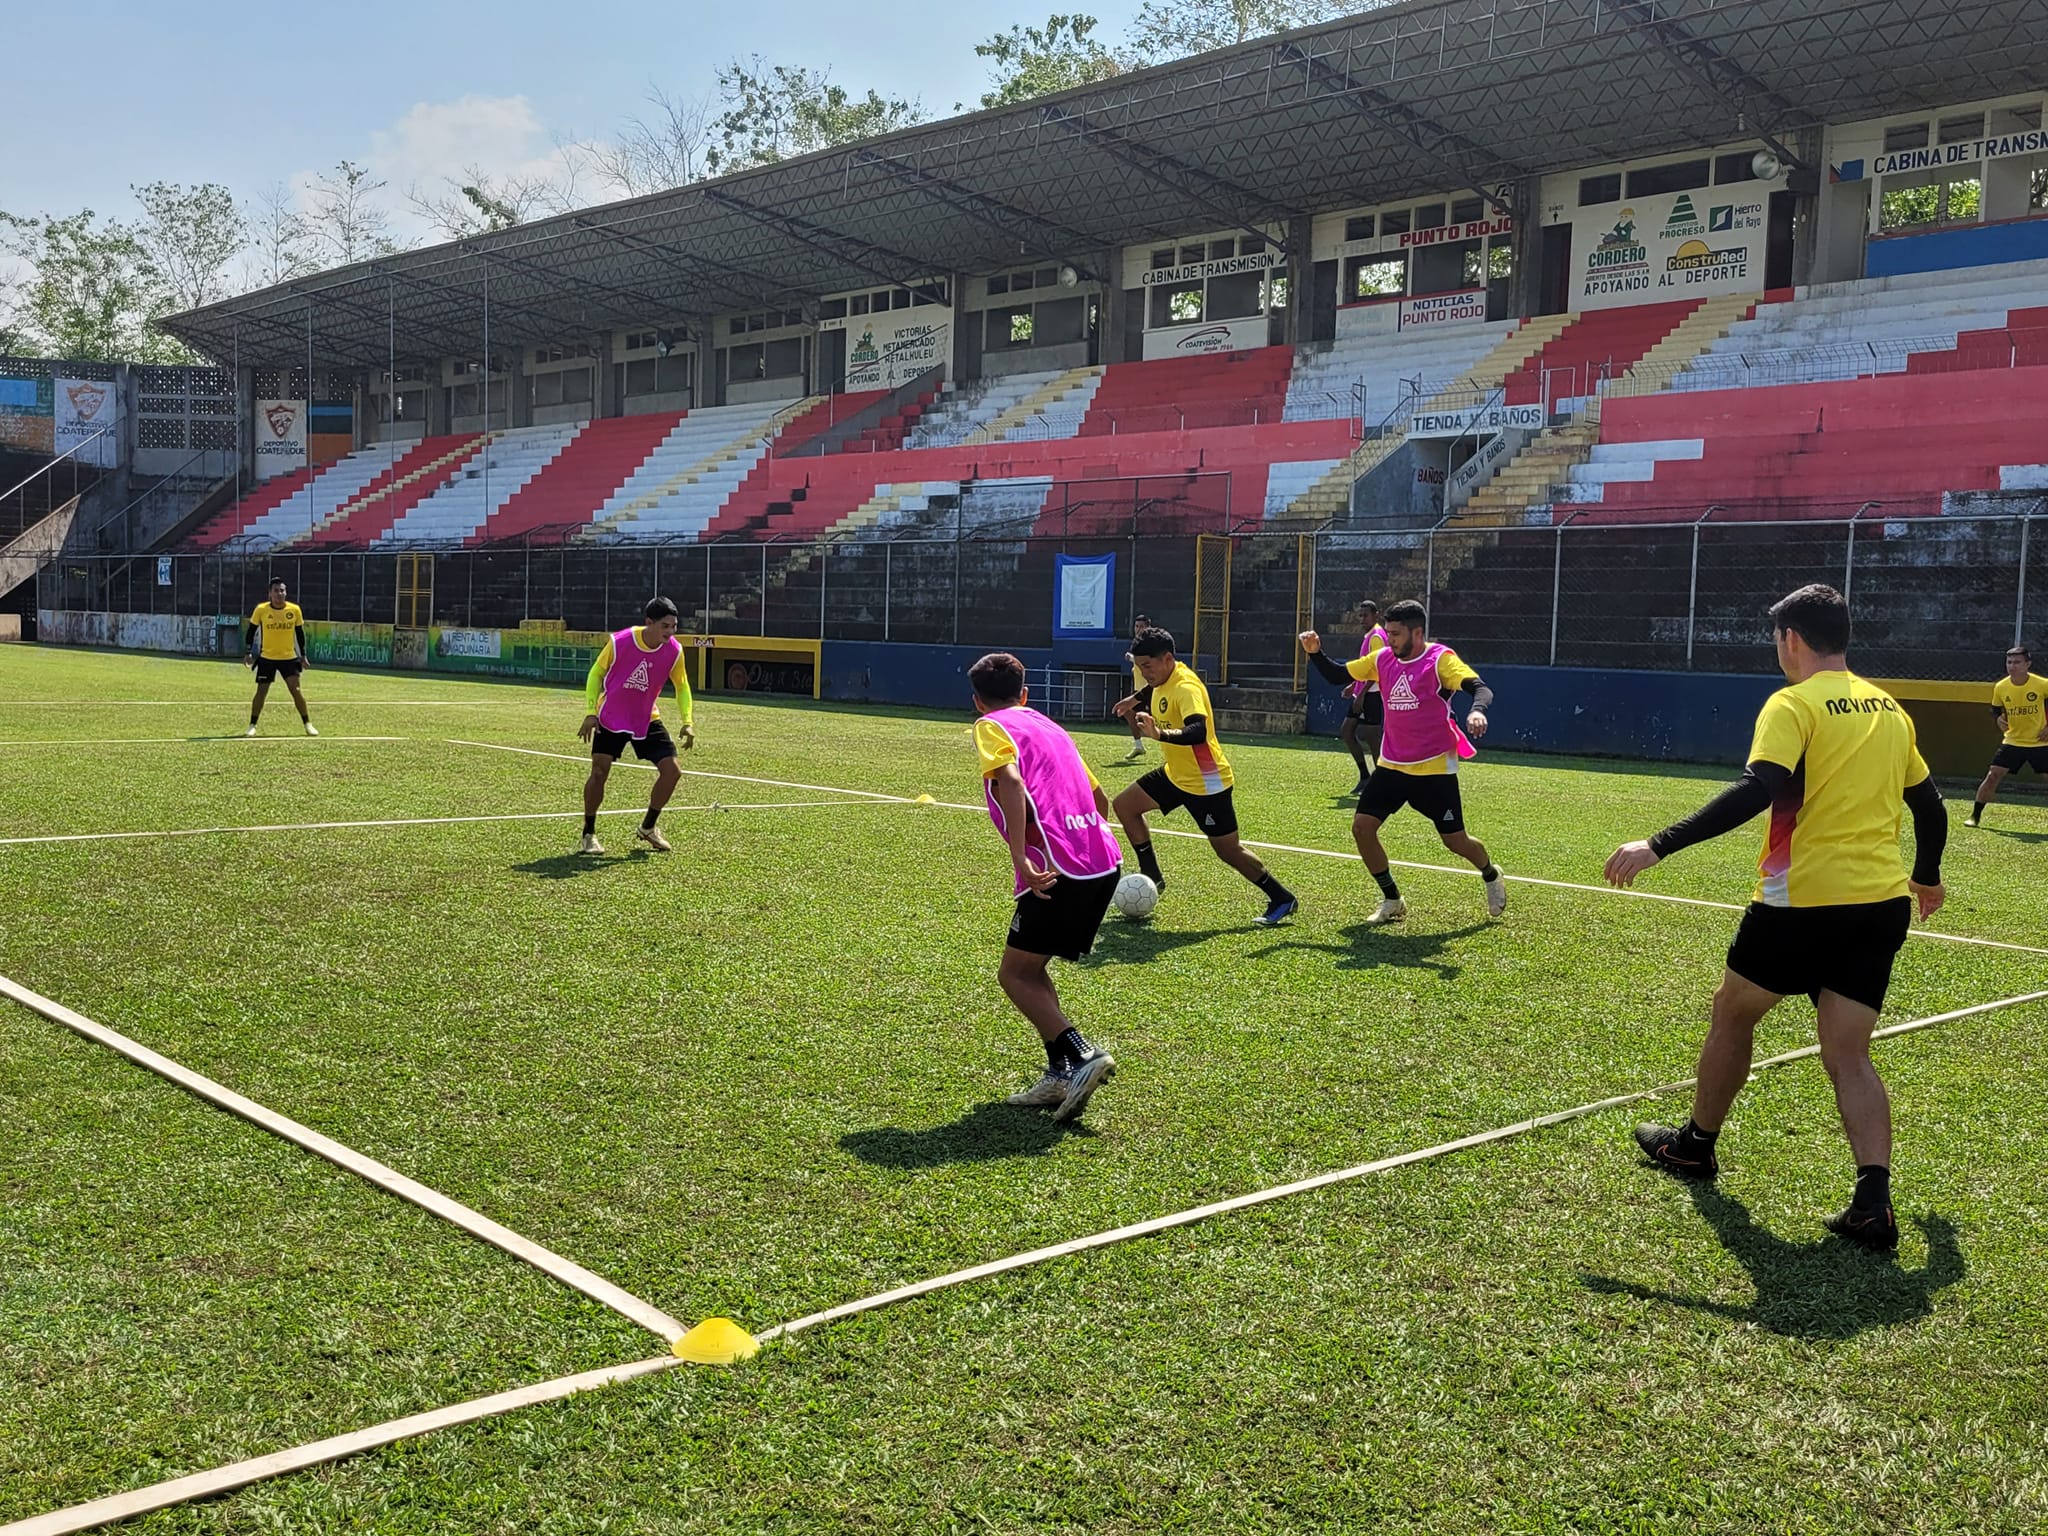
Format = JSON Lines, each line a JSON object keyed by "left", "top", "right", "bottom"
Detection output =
{"left": 0, "top": 426, "right": 112, "bottom": 504}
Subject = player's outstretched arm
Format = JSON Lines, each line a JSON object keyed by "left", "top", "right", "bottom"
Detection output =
{"left": 672, "top": 667, "right": 696, "bottom": 748}
{"left": 1604, "top": 760, "right": 1789, "bottom": 887}
{"left": 1460, "top": 677, "right": 1494, "bottom": 740}
{"left": 1903, "top": 776, "right": 1947, "bottom": 920}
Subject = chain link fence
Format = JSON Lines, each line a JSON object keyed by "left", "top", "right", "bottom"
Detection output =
{"left": 36, "top": 505, "right": 2046, "bottom": 681}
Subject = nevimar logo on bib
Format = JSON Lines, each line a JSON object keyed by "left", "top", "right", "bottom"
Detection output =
{"left": 624, "top": 660, "right": 652, "bottom": 692}
{"left": 1386, "top": 674, "right": 1421, "bottom": 710}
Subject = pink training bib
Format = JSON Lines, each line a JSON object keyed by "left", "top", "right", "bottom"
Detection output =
{"left": 1374, "top": 641, "right": 1476, "bottom": 766}
{"left": 597, "top": 626, "right": 682, "bottom": 738}
{"left": 1350, "top": 624, "right": 1389, "bottom": 698}
{"left": 981, "top": 706, "right": 1122, "bottom": 895}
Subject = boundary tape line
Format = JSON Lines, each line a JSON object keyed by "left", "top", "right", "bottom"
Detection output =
{"left": 11, "top": 986, "right": 2043, "bottom": 1536}
{"left": 0, "top": 736, "right": 408, "bottom": 747}
{"left": 0, "top": 974, "right": 686, "bottom": 1344}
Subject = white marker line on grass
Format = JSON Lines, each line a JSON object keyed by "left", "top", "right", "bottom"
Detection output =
{"left": 0, "top": 973, "right": 687, "bottom": 1345}
{"left": 760, "top": 986, "right": 2048, "bottom": 1345}
{"left": 0, "top": 801, "right": 873, "bottom": 847}
{"left": 449, "top": 738, "right": 915, "bottom": 801}
{"left": 0, "top": 1354, "right": 687, "bottom": 1536}
{"left": 17, "top": 987, "right": 2042, "bottom": 1536}
{"left": 0, "top": 736, "right": 408, "bottom": 746}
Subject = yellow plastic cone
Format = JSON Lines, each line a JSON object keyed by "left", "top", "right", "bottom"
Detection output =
{"left": 914, "top": 793, "right": 935, "bottom": 805}
{"left": 671, "top": 1317, "right": 759, "bottom": 1365}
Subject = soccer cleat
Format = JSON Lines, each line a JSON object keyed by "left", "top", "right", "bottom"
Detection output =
{"left": 1120, "top": 741, "right": 1148, "bottom": 762}
{"left": 1824, "top": 1203, "right": 1899, "bottom": 1253}
{"left": 1362, "top": 897, "right": 1407, "bottom": 926}
{"left": 304, "top": 722, "right": 319, "bottom": 737}
{"left": 1007, "top": 1070, "right": 1072, "bottom": 1109}
{"left": 1255, "top": 894, "right": 1298, "bottom": 927}
{"left": 577, "top": 833, "right": 606, "bottom": 856}
{"left": 1633, "top": 1122, "right": 1719, "bottom": 1181}
{"left": 634, "top": 824, "right": 673, "bottom": 853}
{"left": 1485, "top": 871, "right": 1508, "bottom": 918}
{"left": 244, "top": 724, "right": 258, "bottom": 737}
{"left": 1053, "top": 1052, "right": 1116, "bottom": 1122}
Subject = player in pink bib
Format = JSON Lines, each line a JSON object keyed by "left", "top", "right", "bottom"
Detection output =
{"left": 574, "top": 596, "right": 696, "bottom": 855}
{"left": 971, "top": 651, "right": 1122, "bottom": 1123}
{"left": 1302, "top": 598, "right": 1507, "bottom": 925}
{"left": 1337, "top": 600, "right": 1388, "bottom": 794}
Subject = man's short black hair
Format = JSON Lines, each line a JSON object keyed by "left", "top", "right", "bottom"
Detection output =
{"left": 1769, "top": 583, "right": 1851, "bottom": 655}
{"left": 1382, "top": 599, "right": 1427, "bottom": 629}
{"left": 969, "top": 651, "right": 1027, "bottom": 703}
{"left": 644, "top": 596, "right": 680, "bottom": 622}
{"left": 1133, "top": 613, "right": 1151, "bottom": 629}
{"left": 1129, "top": 626, "right": 1176, "bottom": 659}
{"left": 2008, "top": 645, "right": 2031, "bottom": 662}
{"left": 1359, "top": 599, "right": 1379, "bottom": 616}
{"left": 268, "top": 577, "right": 286, "bottom": 588}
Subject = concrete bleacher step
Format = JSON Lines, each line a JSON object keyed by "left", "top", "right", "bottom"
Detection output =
{"left": 962, "top": 366, "right": 1104, "bottom": 445}
{"left": 293, "top": 434, "right": 487, "bottom": 546}
{"left": 586, "top": 399, "right": 814, "bottom": 539}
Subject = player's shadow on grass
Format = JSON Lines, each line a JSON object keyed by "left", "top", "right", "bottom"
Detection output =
{"left": 1580, "top": 1183, "right": 1964, "bottom": 1340}
{"left": 840, "top": 1101, "right": 1097, "bottom": 1168}
{"left": 1079, "top": 923, "right": 1248, "bottom": 965}
{"left": 1253, "top": 921, "right": 1489, "bottom": 981}
{"left": 1976, "top": 824, "right": 2048, "bottom": 844}
{"left": 511, "top": 851, "right": 658, "bottom": 880}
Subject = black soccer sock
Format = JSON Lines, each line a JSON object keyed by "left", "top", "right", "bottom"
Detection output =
{"left": 1345, "top": 730, "right": 1369, "bottom": 772}
{"left": 1675, "top": 1119, "right": 1719, "bottom": 1157}
{"left": 1478, "top": 863, "right": 1500, "bottom": 882}
{"left": 1134, "top": 841, "right": 1163, "bottom": 885}
{"left": 1254, "top": 872, "right": 1292, "bottom": 902}
{"left": 1372, "top": 868, "right": 1400, "bottom": 900}
{"left": 1851, "top": 1164, "right": 1891, "bottom": 1213}
{"left": 582, "top": 814, "right": 597, "bottom": 836}
{"left": 642, "top": 808, "right": 661, "bottom": 829}
{"left": 1969, "top": 799, "right": 1987, "bottom": 823}
{"left": 295, "top": 700, "right": 309, "bottom": 722}
{"left": 1050, "top": 1026, "right": 1094, "bottom": 1067}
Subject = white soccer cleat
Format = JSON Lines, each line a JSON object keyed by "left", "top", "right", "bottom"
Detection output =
{"left": 1120, "top": 741, "right": 1147, "bottom": 761}
{"left": 1007, "top": 1070, "right": 1072, "bottom": 1108}
{"left": 1363, "top": 897, "right": 1408, "bottom": 927}
{"left": 633, "top": 824, "right": 673, "bottom": 853}
{"left": 1053, "top": 1053, "right": 1116, "bottom": 1122}
{"left": 244, "top": 724, "right": 258, "bottom": 737}
{"left": 577, "top": 833, "right": 606, "bottom": 856}
{"left": 1485, "top": 872, "right": 1508, "bottom": 918}
{"left": 304, "top": 722, "right": 319, "bottom": 737}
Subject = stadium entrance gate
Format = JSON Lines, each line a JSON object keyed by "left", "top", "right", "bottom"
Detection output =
{"left": 1192, "top": 532, "right": 1231, "bottom": 684}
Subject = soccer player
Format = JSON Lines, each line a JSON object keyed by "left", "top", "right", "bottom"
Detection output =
{"left": 971, "top": 651, "right": 1122, "bottom": 1122}
{"left": 1111, "top": 613, "right": 1155, "bottom": 763}
{"left": 1337, "top": 600, "right": 1388, "bottom": 794}
{"left": 1966, "top": 645, "right": 2046, "bottom": 827}
{"left": 1111, "top": 627, "right": 1298, "bottom": 925}
{"left": 1604, "top": 583, "right": 1948, "bottom": 1253}
{"left": 244, "top": 577, "right": 316, "bottom": 736}
{"left": 576, "top": 597, "right": 696, "bottom": 855}
{"left": 1300, "top": 599, "right": 1505, "bottom": 924}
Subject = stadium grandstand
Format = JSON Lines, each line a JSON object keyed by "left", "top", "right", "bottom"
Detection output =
{"left": 8, "top": 0, "right": 2046, "bottom": 757}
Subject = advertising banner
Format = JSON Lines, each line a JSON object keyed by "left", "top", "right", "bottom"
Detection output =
{"left": 55, "top": 377, "right": 121, "bottom": 466}
{"left": 1399, "top": 288, "right": 1489, "bottom": 331}
{"left": 254, "top": 399, "right": 308, "bottom": 478}
{"left": 0, "top": 377, "right": 55, "bottom": 454}
{"left": 1142, "top": 314, "right": 1270, "bottom": 360}
{"left": 1574, "top": 188, "right": 1766, "bottom": 311}
{"left": 1410, "top": 403, "right": 1546, "bottom": 438}
{"left": 1335, "top": 215, "right": 1512, "bottom": 260}
{"left": 304, "top": 621, "right": 397, "bottom": 668}
{"left": 819, "top": 309, "right": 950, "bottom": 390}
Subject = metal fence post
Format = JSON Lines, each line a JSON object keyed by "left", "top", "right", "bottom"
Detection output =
{"left": 1549, "top": 526, "right": 1565, "bottom": 666}
{"left": 883, "top": 541, "right": 892, "bottom": 640}
{"left": 652, "top": 547, "right": 660, "bottom": 609}
{"left": 704, "top": 548, "right": 712, "bottom": 635}
{"left": 1686, "top": 524, "right": 1701, "bottom": 667}
{"left": 1843, "top": 514, "right": 1858, "bottom": 609}
{"left": 2016, "top": 508, "right": 2033, "bottom": 648}
{"left": 1422, "top": 529, "right": 1434, "bottom": 605}
{"left": 953, "top": 539, "right": 962, "bottom": 645}
{"left": 818, "top": 543, "right": 827, "bottom": 638}
{"left": 759, "top": 543, "right": 767, "bottom": 638}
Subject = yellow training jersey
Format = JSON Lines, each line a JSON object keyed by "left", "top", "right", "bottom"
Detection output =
{"left": 1992, "top": 673, "right": 2046, "bottom": 746}
{"left": 249, "top": 601, "right": 304, "bottom": 661}
{"left": 1151, "top": 661, "right": 1233, "bottom": 795}
{"left": 1747, "top": 670, "right": 1929, "bottom": 908}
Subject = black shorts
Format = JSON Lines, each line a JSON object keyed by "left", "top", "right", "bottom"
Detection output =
{"left": 253, "top": 656, "right": 302, "bottom": 683}
{"left": 1356, "top": 765, "right": 1464, "bottom": 834}
{"left": 592, "top": 718, "right": 677, "bottom": 763}
{"left": 1990, "top": 743, "right": 2048, "bottom": 774}
{"left": 1345, "top": 690, "right": 1384, "bottom": 727}
{"left": 1008, "top": 870, "right": 1120, "bottom": 961}
{"left": 1725, "top": 898, "right": 1912, "bottom": 1011}
{"left": 1134, "top": 767, "right": 1239, "bottom": 838}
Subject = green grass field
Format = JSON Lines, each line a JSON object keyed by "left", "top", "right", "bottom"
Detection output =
{"left": 3, "top": 645, "right": 2044, "bottom": 1535}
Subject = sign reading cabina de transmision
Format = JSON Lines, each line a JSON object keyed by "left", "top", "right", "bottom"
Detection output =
{"left": 817, "top": 309, "right": 951, "bottom": 390}
{"left": 254, "top": 399, "right": 308, "bottom": 478}
{"left": 1575, "top": 188, "right": 1766, "bottom": 310}
{"left": 1136, "top": 247, "right": 1284, "bottom": 286}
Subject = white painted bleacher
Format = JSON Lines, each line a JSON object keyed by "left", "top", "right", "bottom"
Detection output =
{"left": 1263, "top": 459, "right": 1344, "bottom": 517}
{"left": 240, "top": 449, "right": 390, "bottom": 545}
{"left": 1672, "top": 257, "right": 2048, "bottom": 391}
{"left": 1557, "top": 439, "right": 1705, "bottom": 504}
{"left": 958, "top": 475, "right": 1055, "bottom": 534}
{"left": 376, "top": 423, "right": 584, "bottom": 546}
{"left": 906, "top": 373, "right": 1056, "bottom": 448}
{"left": 591, "top": 400, "right": 791, "bottom": 540}
{"left": 1285, "top": 321, "right": 1517, "bottom": 425}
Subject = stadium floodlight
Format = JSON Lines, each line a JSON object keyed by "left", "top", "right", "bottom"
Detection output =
{"left": 1058, "top": 265, "right": 1081, "bottom": 288}
{"left": 1751, "top": 150, "right": 1783, "bottom": 181}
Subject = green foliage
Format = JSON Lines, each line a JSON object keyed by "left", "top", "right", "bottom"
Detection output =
{"left": 0, "top": 206, "right": 189, "bottom": 362}
{"left": 706, "top": 57, "right": 926, "bottom": 173}
{"left": 976, "top": 13, "right": 1121, "bottom": 108}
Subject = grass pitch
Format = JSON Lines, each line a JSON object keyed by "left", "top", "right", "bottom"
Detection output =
{"left": 2, "top": 645, "right": 2044, "bottom": 1534}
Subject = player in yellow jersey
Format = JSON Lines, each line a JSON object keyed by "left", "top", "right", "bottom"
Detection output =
{"left": 1112, "top": 613, "right": 1154, "bottom": 764}
{"left": 244, "top": 577, "right": 316, "bottom": 736}
{"left": 1604, "top": 585, "right": 1948, "bottom": 1252}
{"left": 1110, "top": 627, "right": 1298, "bottom": 925}
{"left": 1966, "top": 646, "right": 2046, "bottom": 827}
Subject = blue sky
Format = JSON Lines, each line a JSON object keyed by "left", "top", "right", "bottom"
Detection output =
{"left": 0, "top": 0, "right": 1147, "bottom": 231}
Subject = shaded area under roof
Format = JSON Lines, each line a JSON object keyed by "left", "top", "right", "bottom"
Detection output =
{"left": 165, "top": 0, "right": 2048, "bottom": 366}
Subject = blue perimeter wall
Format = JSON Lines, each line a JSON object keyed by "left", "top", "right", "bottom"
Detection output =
{"left": 820, "top": 640, "right": 1778, "bottom": 766}
{"left": 1864, "top": 217, "right": 2048, "bottom": 278}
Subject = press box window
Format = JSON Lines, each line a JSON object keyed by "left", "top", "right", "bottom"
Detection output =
{"left": 1626, "top": 159, "right": 1710, "bottom": 197}
{"left": 1578, "top": 173, "right": 1622, "bottom": 206}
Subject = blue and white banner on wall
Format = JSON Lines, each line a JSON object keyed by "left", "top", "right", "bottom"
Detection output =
{"left": 1053, "top": 553, "right": 1115, "bottom": 637}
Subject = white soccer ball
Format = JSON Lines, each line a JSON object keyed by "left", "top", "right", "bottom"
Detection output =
{"left": 1113, "top": 873, "right": 1159, "bottom": 920}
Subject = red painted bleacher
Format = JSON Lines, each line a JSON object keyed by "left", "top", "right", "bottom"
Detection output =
{"left": 1503, "top": 299, "right": 1707, "bottom": 405}
{"left": 1905, "top": 305, "right": 2048, "bottom": 374}
{"left": 302, "top": 433, "right": 481, "bottom": 547}
{"left": 186, "top": 465, "right": 318, "bottom": 547}
{"left": 1079, "top": 346, "right": 1293, "bottom": 435}
{"left": 477, "top": 413, "right": 681, "bottom": 544}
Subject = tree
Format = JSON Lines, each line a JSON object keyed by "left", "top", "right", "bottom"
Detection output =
{"left": 132, "top": 181, "right": 246, "bottom": 314}
{"left": 243, "top": 181, "right": 318, "bottom": 292}
{"left": 577, "top": 86, "right": 715, "bottom": 197}
{"left": 706, "top": 58, "right": 926, "bottom": 173}
{"left": 303, "top": 160, "right": 401, "bottom": 265}
{"left": 0, "top": 207, "right": 183, "bottom": 361}
{"left": 976, "top": 14, "right": 1121, "bottom": 107}
{"left": 405, "top": 165, "right": 575, "bottom": 239}
{"left": 1121, "top": 0, "right": 1363, "bottom": 66}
